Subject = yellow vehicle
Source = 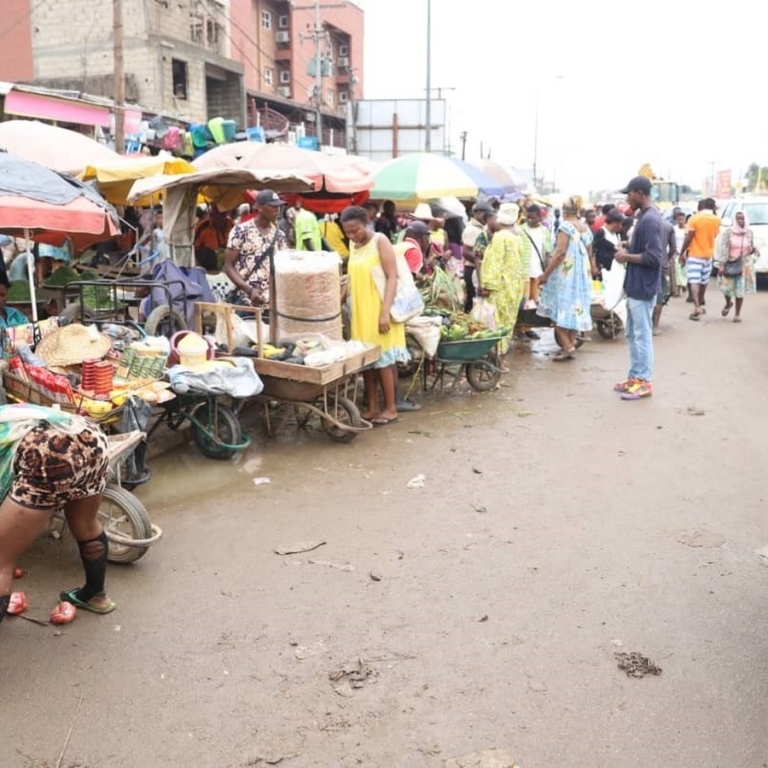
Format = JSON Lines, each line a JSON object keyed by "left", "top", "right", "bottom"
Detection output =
{"left": 638, "top": 164, "right": 680, "bottom": 211}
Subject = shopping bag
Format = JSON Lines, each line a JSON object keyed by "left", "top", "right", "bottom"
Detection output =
{"left": 601, "top": 261, "right": 626, "bottom": 311}
{"left": 471, "top": 297, "right": 497, "bottom": 330}
{"left": 371, "top": 241, "right": 424, "bottom": 324}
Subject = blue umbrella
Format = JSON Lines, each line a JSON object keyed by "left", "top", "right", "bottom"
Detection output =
{"left": 445, "top": 157, "right": 505, "bottom": 197}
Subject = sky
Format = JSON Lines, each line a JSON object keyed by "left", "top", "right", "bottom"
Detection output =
{"left": 355, "top": 0, "right": 768, "bottom": 195}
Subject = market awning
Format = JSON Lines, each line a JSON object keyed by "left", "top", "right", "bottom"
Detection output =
{"left": 5, "top": 89, "right": 111, "bottom": 128}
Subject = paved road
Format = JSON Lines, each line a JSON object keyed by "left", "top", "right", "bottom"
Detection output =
{"left": 3, "top": 292, "right": 768, "bottom": 767}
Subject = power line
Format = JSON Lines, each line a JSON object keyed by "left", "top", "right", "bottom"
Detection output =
{"left": 0, "top": 0, "right": 52, "bottom": 44}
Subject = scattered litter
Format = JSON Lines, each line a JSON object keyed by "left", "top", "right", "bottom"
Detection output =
{"left": 517, "top": 410, "right": 534, "bottom": 418}
{"left": 407, "top": 474, "right": 426, "bottom": 489}
{"left": 369, "top": 571, "right": 382, "bottom": 582}
{"left": 252, "top": 477, "right": 272, "bottom": 486}
{"left": 676, "top": 530, "right": 726, "bottom": 549}
{"left": 615, "top": 651, "right": 662, "bottom": 678}
{"left": 308, "top": 559, "right": 355, "bottom": 572}
{"left": 408, "top": 430, "right": 432, "bottom": 437}
{"left": 472, "top": 468, "right": 483, "bottom": 475}
{"left": 527, "top": 678, "right": 547, "bottom": 693}
{"left": 471, "top": 504, "right": 488, "bottom": 514}
{"left": 477, "top": 614, "right": 489, "bottom": 623}
{"left": 274, "top": 540, "right": 326, "bottom": 556}
{"left": 686, "top": 407, "right": 705, "bottom": 416}
{"left": 755, "top": 545, "right": 768, "bottom": 566}
{"left": 329, "top": 658, "right": 378, "bottom": 696}
{"left": 293, "top": 639, "right": 327, "bottom": 660}
{"left": 445, "top": 749, "right": 521, "bottom": 768}
{"left": 611, "top": 638, "right": 623, "bottom": 647}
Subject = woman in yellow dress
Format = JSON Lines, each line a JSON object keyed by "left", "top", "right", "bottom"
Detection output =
{"left": 340, "top": 206, "right": 409, "bottom": 426}
{"left": 480, "top": 203, "right": 526, "bottom": 353}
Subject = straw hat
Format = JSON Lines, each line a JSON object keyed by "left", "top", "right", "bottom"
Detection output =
{"left": 36, "top": 324, "right": 112, "bottom": 368}
{"left": 412, "top": 203, "right": 433, "bottom": 221}
{"left": 496, "top": 203, "right": 520, "bottom": 226}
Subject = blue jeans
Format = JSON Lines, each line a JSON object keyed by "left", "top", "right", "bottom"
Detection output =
{"left": 625, "top": 297, "right": 655, "bottom": 381}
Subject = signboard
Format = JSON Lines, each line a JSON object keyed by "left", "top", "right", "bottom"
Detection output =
{"left": 715, "top": 169, "right": 732, "bottom": 199}
{"left": 351, "top": 98, "right": 446, "bottom": 161}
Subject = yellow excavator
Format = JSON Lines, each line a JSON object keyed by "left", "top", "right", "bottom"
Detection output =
{"left": 638, "top": 164, "right": 680, "bottom": 211}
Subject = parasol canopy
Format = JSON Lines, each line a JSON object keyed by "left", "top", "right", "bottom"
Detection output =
{"left": 471, "top": 160, "right": 535, "bottom": 196}
{"left": 193, "top": 142, "right": 375, "bottom": 195}
{"left": 0, "top": 119, "right": 119, "bottom": 176}
{"left": 79, "top": 152, "right": 196, "bottom": 205}
{"left": 370, "top": 153, "right": 481, "bottom": 202}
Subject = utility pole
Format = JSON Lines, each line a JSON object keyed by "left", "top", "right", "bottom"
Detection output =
{"left": 460, "top": 131, "right": 467, "bottom": 161}
{"left": 313, "top": 0, "right": 323, "bottom": 146}
{"left": 425, "top": 0, "right": 431, "bottom": 152}
{"left": 113, "top": 0, "right": 124, "bottom": 154}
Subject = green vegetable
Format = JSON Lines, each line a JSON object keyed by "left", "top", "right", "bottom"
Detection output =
{"left": 43, "top": 265, "right": 81, "bottom": 287}
{"left": 7, "top": 280, "right": 31, "bottom": 301}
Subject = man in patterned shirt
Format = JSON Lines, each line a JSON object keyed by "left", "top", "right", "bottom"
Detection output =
{"left": 224, "top": 189, "right": 288, "bottom": 307}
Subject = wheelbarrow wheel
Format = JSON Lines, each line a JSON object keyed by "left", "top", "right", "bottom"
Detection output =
{"left": 466, "top": 360, "right": 501, "bottom": 392}
{"left": 325, "top": 396, "right": 362, "bottom": 443}
{"left": 192, "top": 402, "right": 242, "bottom": 460}
{"left": 596, "top": 316, "right": 624, "bottom": 339}
{"left": 99, "top": 484, "right": 152, "bottom": 564}
{"left": 144, "top": 305, "right": 186, "bottom": 338}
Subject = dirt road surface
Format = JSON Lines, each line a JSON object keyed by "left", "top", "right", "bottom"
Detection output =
{"left": 3, "top": 294, "right": 768, "bottom": 768}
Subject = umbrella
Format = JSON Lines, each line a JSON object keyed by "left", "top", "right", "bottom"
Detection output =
{"left": 370, "top": 153, "right": 479, "bottom": 201}
{"left": 0, "top": 152, "right": 120, "bottom": 320}
{"left": 444, "top": 158, "right": 504, "bottom": 197}
{"left": 471, "top": 160, "right": 536, "bottom": 195}
{"left": 0, "top": 119, "right": 119, "bottom": 176}
{"left": 193, "top": 142, "right": 375, "bottom": 194}
{"left": 79, "top": 152, "right": 196, "bottom": 205}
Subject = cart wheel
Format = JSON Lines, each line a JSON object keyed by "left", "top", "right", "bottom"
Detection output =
{"left": 325, "top": 396, "right": 362, "bottom": 443}
{"left": 397, "top": 333, "right": 424, "bottom": 379}
{"left": 466, "top": 360, "right": 501, "bottom": 392}
{"left": 192, "top": 402, "right": 242, "bottom": 460}
{"left": 59, "top": 303, "right": 95, "bottom": 327}
{"left": 144, "top": 305, "right": 186, "bottom": 338}
{"left": 596, "top": 316, "right": 624, "bottom": 339}
{"left": 99, "top": 484, "right": 152, "bottom": 564}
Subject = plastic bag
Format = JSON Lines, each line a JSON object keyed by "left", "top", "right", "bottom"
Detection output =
{"left": 167, "top": 357, "right": 263, "bottom": 398}
{"left": 601, "top": 262, "right": 626, "bottom": 311}
{"left": 471, "top": 297, "right": 497, "bottom": 330}
{"left": 405, "top": 315, "right": 442, "bottom": 358}
{"left": 214, "top": 311, "right": 268, "bottom": 352}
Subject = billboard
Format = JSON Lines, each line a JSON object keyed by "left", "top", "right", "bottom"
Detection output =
{"left": 350, "top": 98, "right": 447, "bottom": 161}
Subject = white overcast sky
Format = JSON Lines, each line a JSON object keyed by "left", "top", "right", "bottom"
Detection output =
{"left": 356, "top": 0, "right": 767, "bottom": 194}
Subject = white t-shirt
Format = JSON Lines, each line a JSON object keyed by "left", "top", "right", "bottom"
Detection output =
{"left": 526, "top": 226, "right": 546, "bottom": 278}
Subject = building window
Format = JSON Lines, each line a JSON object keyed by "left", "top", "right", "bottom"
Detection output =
{"left": 280, "top": 70, "right": 291, "bottom": 84}
{"left": 339, "top": 43, "right": 349, "bottom": 57}
{"left": 278, "top": 14, "right": 289, "bottom": 29}
{"left": 262, "top": 10, "right": 272, "bottom": 30}
{"left": 206, "top": 19, "right": 220, "bottom": 49}
{"left": 264, "top": 67, "right": 274, "bottom": 87}
{"left": 172, "top": 59, "right": 187, "bottom": 99}
{"left": 326, "top": 89, "right": 335, "bottom": 107}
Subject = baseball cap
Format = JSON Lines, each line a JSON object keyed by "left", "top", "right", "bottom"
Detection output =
{"left": 407, "top": 220, "right": 430, "bottom": 237}
{"left": 254, "top": 189, "right": 285, "bottom": 207}
{"left": 620, "top": 176, "right": 652, "bottom": 195}
{"left": 472, "top": 200, "right": 494, "bottom": 214}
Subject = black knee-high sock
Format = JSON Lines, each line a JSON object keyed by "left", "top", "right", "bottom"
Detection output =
{"left": 75, "top": 531, "right": 109, "bottom": 601}
{"left": 0, "top": 594, "right": 10, "bottom": 626}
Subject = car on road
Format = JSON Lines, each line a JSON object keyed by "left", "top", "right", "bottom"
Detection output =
{"left": 718, "top": 197, "right": 768, "bottom": 273}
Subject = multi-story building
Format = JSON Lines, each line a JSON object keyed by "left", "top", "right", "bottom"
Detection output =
{"left": 0, "top": 0, "right": 363, "bottom": 149}
{"left": 229, "top": 0, "right": 364, "bottom": 148}
{"left": 0, "top": 0, "right": 246, "bottom": 128}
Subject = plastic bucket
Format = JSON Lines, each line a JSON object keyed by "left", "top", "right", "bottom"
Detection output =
{"left": 169, "top": 331, "right": 214, "bottom": 367}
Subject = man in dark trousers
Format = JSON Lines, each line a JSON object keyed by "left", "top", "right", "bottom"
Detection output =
{"left": 612, "top": 176, "right": 662, "bottom": 400}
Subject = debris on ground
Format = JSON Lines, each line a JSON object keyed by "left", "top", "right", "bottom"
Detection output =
{"left": 252, "top": 477, "right": 272, "bottom": 486}
{"left": 407, "top": 474, "right": 426, "bottom": 489}
{"left": 676, "top": 530, "right": 726, "bottom": 548}
{"left": 615, "top": 651, "right": 662, "bottom": 678}
{"left": 517, "top": 410, "right": 534, "bottom": 418}
{"left": 308, "top": 559, "right": 355, "bottom": 572}
{"left": 369, "top": 570, "right": 382, "bottom": 582}
{"left": 274, "top": 540, "right": 326, "bottom": 556}
{"left": 329, "top": 658, "right": 379, "bottom": 696}
{"left": 291, "top": 639, "right": 327, "bottom": 660}
{"left": 444, "top": 749, "right": 521, "bottom": 767}
{"left": 686, "top": 407, "right": 706, "bottom": 416}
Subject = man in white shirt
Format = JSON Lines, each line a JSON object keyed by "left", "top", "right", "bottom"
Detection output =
{"left": 461, "top": 200, "right": 494, "bottom": 313}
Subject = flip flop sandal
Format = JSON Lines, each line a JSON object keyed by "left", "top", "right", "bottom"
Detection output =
{"left": 371, "top": 417, "right": 397, "bottom": 427}
{"left": 553, "top": 350, "right": 575, "bottom": 362}
{"left": 689, "top": 312, "right": 701, "bottom": 321}
{"left": 722, "top": 305, "right": 732, "bottom": 317}
{"left": 733, "top": 317, "right": 742, "bottom": 323}
{"left": 60, "top": 589, "right": 117, "bottom": 615}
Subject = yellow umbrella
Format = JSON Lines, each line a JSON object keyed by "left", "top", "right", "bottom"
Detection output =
{"left": 79, "top": 153, "right": 195, "bottom": 205}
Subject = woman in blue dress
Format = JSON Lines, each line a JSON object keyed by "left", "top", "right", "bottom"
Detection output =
{"left": 536, "top": 196, "right": 597, "bottom": 361}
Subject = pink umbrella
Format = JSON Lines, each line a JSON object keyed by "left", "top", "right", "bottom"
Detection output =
{"left": 193, "top": 142, "right": 375, "bottom": 194}
{"left": 0, "top": 119, "right": 119, "bottom": 175}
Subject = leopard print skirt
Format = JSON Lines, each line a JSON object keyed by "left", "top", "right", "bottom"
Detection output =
{"left": 10, "top": 424, "right": 109, "bottom": 510}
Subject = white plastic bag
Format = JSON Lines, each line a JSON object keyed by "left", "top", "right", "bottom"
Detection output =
{"left": 601, "top": 262, "right": 627, "bottom": 311}
{"left": 405, "top": 315, "right": 442, "bottom": 358}
{"left": 214, "top": 311, "right": 268, "bottom": 351}
{"left": 471, "top": 297, "right": 497, "bottom": 330}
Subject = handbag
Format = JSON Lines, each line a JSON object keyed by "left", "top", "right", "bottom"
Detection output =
{"left": 371, "top": 235, "right": 425, "bottom": 323}
{"left": 225, "top": 228, "right": 279, "bottom": 304}
{"left": 723, "top": 255, "right": 744, "bottom": 277}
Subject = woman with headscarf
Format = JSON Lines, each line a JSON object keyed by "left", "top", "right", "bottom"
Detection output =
{"left": 536, "top": 195, "right": 594, "bottom": 361}
{"left": 716, "top": 211, "right": 758, "bottom": 322}
{"left": 480, "top": 203, "right": 526, "bottom": 355}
